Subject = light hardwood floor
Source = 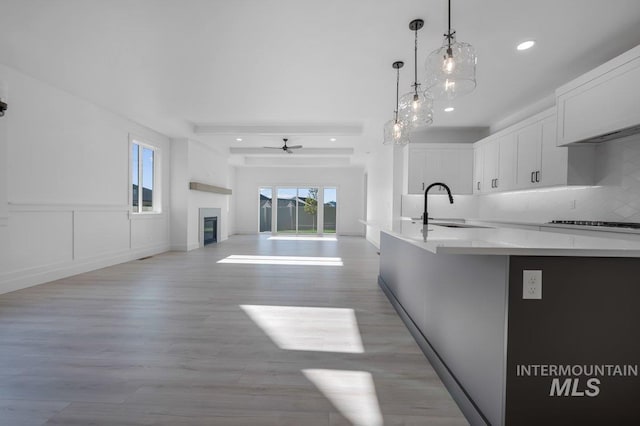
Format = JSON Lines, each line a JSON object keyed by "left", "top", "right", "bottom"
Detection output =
{"left": 0, "top": 234, "right": 467, "bottom": 425}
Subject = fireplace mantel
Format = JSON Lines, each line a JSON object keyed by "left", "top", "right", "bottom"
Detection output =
{"left": 189, "top": 181, "right": 232, "bottom": 195}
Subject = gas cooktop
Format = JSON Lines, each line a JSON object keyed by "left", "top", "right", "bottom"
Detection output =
{"left": 549, "top": 220, "right": 640, "bottom": 229}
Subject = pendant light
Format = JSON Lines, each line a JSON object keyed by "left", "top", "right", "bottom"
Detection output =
{"left": 398, "top": 19, "right": 433, "bottom": 129}
{"left": 425, "top": 0, "right": 477, "bottom": 100}
{"left": 383, "top": 61, "right": 410, "bottom": 145}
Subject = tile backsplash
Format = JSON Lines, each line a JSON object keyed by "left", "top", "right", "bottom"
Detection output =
{"left": 403, "top": 134, "right": 640, "bottom": 224}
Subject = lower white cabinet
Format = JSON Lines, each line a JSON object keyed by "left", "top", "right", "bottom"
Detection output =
{"left": 407, "top": 144, "right": 473, "bottom": 195}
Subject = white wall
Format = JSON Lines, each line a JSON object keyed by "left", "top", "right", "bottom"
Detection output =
{"left": 0, "top": 64, "right": 171, "bottom": 295}
{"left": 364, "top": 144, "right": 394, "bottom": 248}
{"left": 476, "top": 134, "right": 640, "bottom": 223}
{"left": 170, "top": 138, "right": 234, "bottom": 251}
{"left": 234, "top": 166, "right": 365, "bottom": 236}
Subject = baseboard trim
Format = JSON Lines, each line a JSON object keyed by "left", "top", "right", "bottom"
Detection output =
{"left": 0, "top": 244, "right": 169, "bottom": 296}
{"left": 378, "top": 275, "right": 490, "bottom": 426}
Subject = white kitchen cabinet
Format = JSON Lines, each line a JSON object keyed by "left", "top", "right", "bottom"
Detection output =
{"left": 516, "top": 122, "right": 542, "bottom": 188}
{"left": 474, "top": 134, "right": 516, "bottom": 194}
{"left": 473, "top": 146, "right": 483, "bottom": 194}
{"left": 407, "top": 149, "right": 427, "bottom": 194}
{"left": 407, "top": 144, "right": 473, "bottom": 195}
{"left": 539, "top": 115, "right": 570, "bottom": 186}
{"left": 556, "top": 44, "right": 640, "bottom": 146}
{"left": 497, "top": 133, "right": 516, "bottom": 191}
{"left": 481, "top": 139, "right": 499, "bottom": 193}
{"left": 516, "top": 110, "right": 595, "bottom": 189}
{"left": 474, "top": 108, "right": 596, "bottom": 194}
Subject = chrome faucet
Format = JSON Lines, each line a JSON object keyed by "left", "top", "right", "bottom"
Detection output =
{"left": 423, "top": 182, "right": 454, "bottom": 239}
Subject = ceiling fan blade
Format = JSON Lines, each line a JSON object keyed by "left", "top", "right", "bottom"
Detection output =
{"left": 286, "top": 149, "right": 293, "bottom": 154}
{"left": 287, "top": 145, "right": 303, "bottom": 149}
{"left": 263, "top": 146, "right": 282, "bottom": 149}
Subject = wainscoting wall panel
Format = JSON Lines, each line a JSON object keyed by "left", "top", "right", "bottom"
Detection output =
{"left": 0, "top": 204, "right": 170, "bottom": 295}
{"left": 74, "top": 210, "right": 131, "bottom": 260}
{"left": 131, "top": 213, "right": 169, "bottom": 250}
{"left": 7, "top": 209, "right": 73, "bottom": 272}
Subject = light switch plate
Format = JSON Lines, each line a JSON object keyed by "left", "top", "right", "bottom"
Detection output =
{"left": 523, "top": 270, "right": 542, "bottom": 300}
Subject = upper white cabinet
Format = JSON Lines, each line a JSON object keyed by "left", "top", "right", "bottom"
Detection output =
{"left": 556, "top": 44, "right": 640, "bottom": 146}
{"left": 475, "top": 134, "right": 516, "bottom": 193}
{"left": 472, "top": 146, "right": 483, "bottom": 194}
{"left": 407, "top": 144, "right": 473, "bottom": 195}
{"left": 474, "top": 108, "right": 596, "bottom": 194}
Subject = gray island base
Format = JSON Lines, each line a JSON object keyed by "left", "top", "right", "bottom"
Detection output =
{"left": 379, "top": 229, "right": 640, "bottom": 426}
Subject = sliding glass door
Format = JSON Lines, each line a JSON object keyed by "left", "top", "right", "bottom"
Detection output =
{"left": 260, "top": 186, "right": 332, "bottom": 234}
{"left": 276, "top": 188, "right": 298, "bottom": 233}
{"left": 323, "top": 187, "right": 337, "bottom": 234}
{"left": 259, "top": 188, "right": 273, "bottom": 232}
{"left": 297, "top": 187, "right": 318, "bottom": 234}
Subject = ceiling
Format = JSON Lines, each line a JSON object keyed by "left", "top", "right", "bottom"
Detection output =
{"left": 1, "top": 0, "right": 640, "bottom": 165}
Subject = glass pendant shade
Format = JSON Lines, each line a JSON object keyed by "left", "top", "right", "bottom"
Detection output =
{"left": 383, "top": 60, "right": 410, "bottom": 145}
{"left": 425, "top": 31, "right": 477, "bottom": 100}
{"left": 398, "top": 87, "right": 434, "bottom": 128}
{"left": 383, "top": 118, "right": 410, "bottom": 145}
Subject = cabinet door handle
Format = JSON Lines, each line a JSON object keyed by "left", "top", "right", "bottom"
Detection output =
{"left": 530, "top": 171, "right": 535, "bottom": 183}
{"left": 490, "top": 179, "right": 494, "bottom": 188}
{"left": 535, "top": 171, "right": 540, "bottom": 183}
{"left": 422, "top": 182, "right": 424, "bottom": 191}
{"left": 495, "top": 178, "right": 499, "bottom": 188}
{"left": 477, "top": 181, "right": 480, "bottom": 190}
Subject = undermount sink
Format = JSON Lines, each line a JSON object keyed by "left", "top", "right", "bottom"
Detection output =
{"left": 434, "top": 223, "right": 491, "bottom": 229}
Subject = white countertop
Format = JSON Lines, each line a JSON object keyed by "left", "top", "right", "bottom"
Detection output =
{"left": 386, "top": 222, "right": 640, "bottom": 257}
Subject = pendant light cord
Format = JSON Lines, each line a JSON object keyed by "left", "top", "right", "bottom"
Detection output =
{"left": 448, "top": 0, "right": 451, "bottom": 35}
{"left": 446, "top": 0, "right": 454, "bottom": 53}
{"left": 413, "top": 28, "right": 418, "bottom": 96}
{"left": 395, "top": 66, "right": 400, "bottom": 123}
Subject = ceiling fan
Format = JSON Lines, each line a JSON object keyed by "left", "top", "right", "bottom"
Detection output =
{"left": 264, "top": 138, "right": 302, "bottom": 154}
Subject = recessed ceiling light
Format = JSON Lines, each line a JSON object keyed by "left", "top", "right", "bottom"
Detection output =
{"left": 329, "top": 138, "right": 337, "bottom": 142}
{"left": 517, "top": 40, "right": 535, "bottom": 51}
{"left": 444, "top": 107, "right": 455, "bottom": 112}
{"left": 235, "top": 138, "right": 243, "bottom": 142}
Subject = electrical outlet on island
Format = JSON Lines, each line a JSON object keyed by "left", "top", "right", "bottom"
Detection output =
{"left": 523, "top": 270, "right": 542, "bottom": 300}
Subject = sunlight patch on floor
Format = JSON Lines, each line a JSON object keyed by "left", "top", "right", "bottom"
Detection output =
{"left": 218, "top": 255, "right": 343, "bottom": 266}
{"left": 267, "top": 236, "right": 337, "bottom": 241}
{"left": 303, "top": 369, "right": 383, "bottom": 426}
{"left": 240, "top": 305, "right": 364, "bottom": 353}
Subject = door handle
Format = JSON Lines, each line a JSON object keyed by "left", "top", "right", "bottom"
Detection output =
{"left": 530, "top": 171, "right": 535, "bottom": 183}
{"left": 535, "top": 171, "right": 540, "bottom": 183}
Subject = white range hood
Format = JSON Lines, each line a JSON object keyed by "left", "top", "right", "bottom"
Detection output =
{"left": 556, "top": 44, "right": 640, "bottom": 146}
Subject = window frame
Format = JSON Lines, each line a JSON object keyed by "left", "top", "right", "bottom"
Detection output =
{"left": 129, "top": 135, "right": 161, "bottom": 214}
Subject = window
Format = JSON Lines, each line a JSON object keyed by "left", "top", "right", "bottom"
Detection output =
{"left": 131, "top": 140, "right": 159, "bottom": 213}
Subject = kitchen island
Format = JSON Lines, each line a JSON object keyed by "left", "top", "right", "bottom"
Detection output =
{"left": 379, "top": 224, "right": 640, "bottom": 426}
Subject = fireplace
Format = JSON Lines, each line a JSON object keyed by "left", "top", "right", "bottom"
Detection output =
{"left": 199, "top": 207, "right": 221, "bottom": 248}
{"left": 203, "top": 216, "right": 217, "bottom": 245}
